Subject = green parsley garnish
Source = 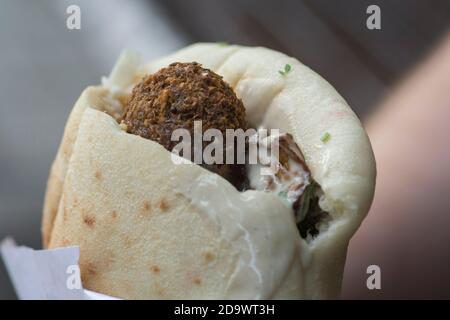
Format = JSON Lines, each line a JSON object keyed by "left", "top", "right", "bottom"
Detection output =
{"left": 296, "top": 182, "right": 317, "bottom": 224}
{"left": 278, "top": 64, "right": 292, "bottom": 76}
{"left": 217, "top": 41, "right": 229, "bottom": 47}
{"left": 320, "top": 132, "right": 331, "bottom": 143}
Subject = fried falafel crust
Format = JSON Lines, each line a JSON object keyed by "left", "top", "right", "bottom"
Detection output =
{"left": 121, "top": 62, "right": 248, "bottom": 189}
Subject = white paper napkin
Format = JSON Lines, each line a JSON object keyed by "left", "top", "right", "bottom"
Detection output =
{"left": 1, "top": 238, "right": 118, "bottom": 300}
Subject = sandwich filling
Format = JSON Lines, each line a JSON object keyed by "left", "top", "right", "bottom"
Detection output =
{"left": 117, "top": 62, "right": 329, "bottom": 241}
{"left": 246, "top": 133, "right": 330, "bottom": 239}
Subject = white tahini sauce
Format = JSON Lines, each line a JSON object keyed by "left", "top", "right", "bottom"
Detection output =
{"left": 175, "top": 173, "right": 308, "bottom": 299}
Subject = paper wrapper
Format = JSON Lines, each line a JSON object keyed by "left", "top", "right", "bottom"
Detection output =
{"left": 1, "top": 238, "right": 118, "bottom": 300}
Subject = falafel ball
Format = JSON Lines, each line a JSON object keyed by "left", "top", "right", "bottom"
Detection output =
{"left": 121, "top": 62, "right": 248, "bottom": 190}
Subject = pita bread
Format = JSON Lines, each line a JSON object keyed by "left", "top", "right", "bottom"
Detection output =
{"left": 43, "top": 43, "right": 376, "bottom": 299}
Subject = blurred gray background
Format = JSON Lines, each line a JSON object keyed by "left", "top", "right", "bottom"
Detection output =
{"left": 1, "top": 0, "right": 449, "bottom": 299}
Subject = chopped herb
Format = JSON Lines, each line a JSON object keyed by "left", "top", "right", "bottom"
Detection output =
{"left": 278, "top": 64, "right": 292, "bottom": 76}
{"left": 217, "top": 41, "right": 229, "bottom": 47}
{"left": 320, "top": 132, "right": 331, "bottom": 143}
{"left": 296, "top": 182, "right": 316, "bottom": 224}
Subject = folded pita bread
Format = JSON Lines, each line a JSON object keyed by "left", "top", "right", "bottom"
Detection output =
{"left": 42, "top": 43, "right": 376, "bottom": 299}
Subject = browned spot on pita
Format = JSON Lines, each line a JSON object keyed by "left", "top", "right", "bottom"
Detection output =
{"left": 61, "top": 237, "right": 71, "bottom": 247}
{"left": 123, "top": 235, "right": 133, "bottom": 248}
{"left": 51, "top": 207, "right": 57, "bottom": 218}
{"left": 53, "top": 236, "right": 70, "bottom": 248}
{"left": 83, "top": 214, "right": 96, "bottom": 227}
{"left": 111, "top": 210, "right": 118, "bottom": 219}
{"left": 94, "top": 171, "right": 102, "bottom": 181}
{"left": 85, "top": 263, "right": 97, "bottom": 276}
{"left": 139, "top": 200, "right": 151, "bottom": 217}
{"left": 202, "top": 250, "right": 216, "bottom": 263}
{"left": 192, "top": 276, "right": 202, "bottom": 285}
{"left": 159, "top": 199, "right": 169, "bottom": 212}
{"left": 150, "top": 265, "right": 161, "bottom": 274}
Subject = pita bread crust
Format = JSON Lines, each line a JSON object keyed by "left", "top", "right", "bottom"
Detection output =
{"left": 44, "top": 43, "right": 376, "bottom": 299}
{"left": 42, "top": 87, "right": 109, "bottom": 247}
{"left": 49, "top": 109, "right": 306, "bottom": 299}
